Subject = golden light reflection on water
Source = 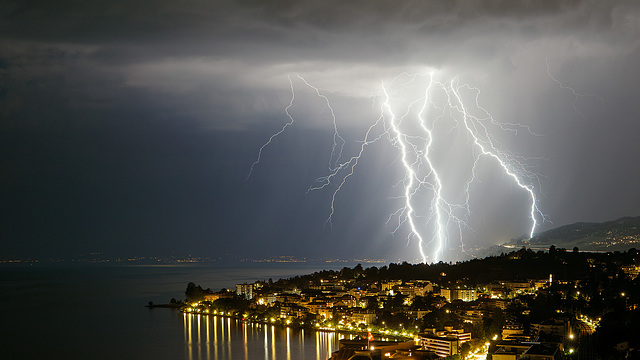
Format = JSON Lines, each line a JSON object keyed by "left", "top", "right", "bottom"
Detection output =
{"left": 316, "top": 329, "right": 336, "bottom": 360}
{"left": 264, "top": 324, "right": 268, "bottom": 359}
{"left": 242, "top": 322, "right": 248, "bottom": 360}
{"left": 185, "top": 314, "right": 194, "bottom": 360}
{"left": 270, "top": 323, "right": 276, "bottom": 359}
{"left": 197, "top": 315, "right": 202, "bottom": 360}
{"left": 184, "top": 313, "right": 188, "bottom": 344}
{"left": 205, "top": 316, "right": 210, "bottom": 360}
{"left": 213, "top": 316, "right": 218, "bottom": 356}
{"left": 286, "top": 327, "right": 291, "bottom": 360}
{"left": 226, "top": 317, "right": 232, "bottom": 357}
{"left": 182, "top": 315, "right": 339, "bottom": 359}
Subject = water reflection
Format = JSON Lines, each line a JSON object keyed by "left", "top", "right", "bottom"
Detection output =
{"left": 206, "top": 317, "right": 211, "bottom": 360}
{"left": 182, "top": 313, "right": 339, "bottom": 360}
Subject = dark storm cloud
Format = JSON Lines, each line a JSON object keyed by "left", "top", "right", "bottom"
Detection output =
{"left": 1, "top": 0, "right": 639, "bottom": 260}
{"left": 4, "top": 1, "right": 636, "bottom": 65}
{"left": 3, "top": 1, "right": 638, "bottom": 96}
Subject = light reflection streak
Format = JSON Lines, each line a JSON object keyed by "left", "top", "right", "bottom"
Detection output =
{"left": 220, "top": 315, "right": 224, "bottom": 342}
{"left": 182, "top": 315, "right": 341, "bottom": 359}
{"left": 213, "top": 316, "right": 218, "bottom": 358}
{"left": 197, "top": 315, "right": 202, "bottom": 360}
{"left": 264, "top": 324, "right": 269, "bottom": 360}
{"left": 315, "top": 330, "right": 337, "bottom": 360}
{"left": 300, "top": 329, "right": 305, "bottom": 359}
{"left": 243, "top": 322, "right": 248, "bottom": 360}
{"left": 183, "top": 314, "right": 189, "bottom": 360}
{"left": 227, "top": 317, "right": 232, "bottom": 357}
{"left": 187, "top": 315, "right": 193, "bottom": 360}
{"left": 286, "top": 327, "right": 291, "bottom": 360}
{"left": 183, "top": 313, "right": 188, "bottom": 344}
{"left": 271, "top": 324, "right": 276, "bottom": 359}
{"left": 205, "top": 316, "right": 210, "bottom": 360}
{"left": 187, "top": 314, "right": 192, "bottom": 339}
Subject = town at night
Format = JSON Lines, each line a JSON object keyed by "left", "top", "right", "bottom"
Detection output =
{"left": 2, "top": 1, "right": 640, "bottom": 359}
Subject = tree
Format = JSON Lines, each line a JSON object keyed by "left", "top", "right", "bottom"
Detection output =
{"left": 486, "top": 309, "right": 505, "bottom": 340}
{"left": 365, "top": 296, "right": 378, "bottom": 311}
{"left": 353, "top": 263, "right": 364, "bottom": 278}
{"left": 185, "top": 282, "right": 205, "bottom": 301}
{"left": 460, "top": 342, "right": 472, "bottom": 359}
{"left": 339, "top": 267, "right": 354, "bottom": 279}
{"left": 471, "top": 322, "right": 485, "bottom": 342}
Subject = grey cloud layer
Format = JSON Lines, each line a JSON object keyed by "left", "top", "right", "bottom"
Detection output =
{"left": 4, "top": 1, "right": 637, "bottom": 60}
{"left": 1, "top": 0, "right": 639, "bottom": 260}
{"left": 4, "top": 0, "right": 637, "bottom": 128}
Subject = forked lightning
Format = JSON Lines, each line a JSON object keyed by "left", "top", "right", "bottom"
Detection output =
{"left": 248, "top": 72, "right": 547, "bottom": 263}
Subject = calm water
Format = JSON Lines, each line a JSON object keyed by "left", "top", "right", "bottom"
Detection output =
{"left": 0, "top": 263, "right": 350, "bottom": 359}
{"left": 182, "top": 314, "right": 339, "bottom": 360}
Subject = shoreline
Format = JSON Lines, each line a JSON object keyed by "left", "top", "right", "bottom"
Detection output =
{"left": 176, "top": 306, "right": 416, "bottom": 342}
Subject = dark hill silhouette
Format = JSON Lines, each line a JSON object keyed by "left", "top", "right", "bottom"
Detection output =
{"left": 508, "top": 216, "right": 640, "bottom": 252}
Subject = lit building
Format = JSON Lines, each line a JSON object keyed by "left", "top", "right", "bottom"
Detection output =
{"left": 304, "top": 301, "right": 328, "bottom": 314}
{"left": 523, "top": 343, "right": 561, "bottom": 360}
{"left": 491, "top": 340, "right": 562, "bottom": 360}
{"left": 441, "top": 288, "right": 477, "bottom": 302}
{"left": 491, "top": 340, "right": 535, "bottom": 360}
{"left": 381, "top": 280, "right": 402, "bottom": 293}
{"left": 531, "top": 319, "right": 568, "bottom": 337}
{"left": 317, "top": 307, "right": 333, "bottom": 320}
{"left": 406, "top": 309, "right": 431, "bottom": 320}
{"left": 351, "top": 310, "right": 376, "bottom": 325}
{"left": 329, "top": 338, "right": 416, "bottom": 360}
{"left": 203, "top": 291, "right": 234, "bottom": 302}
{"left": 419, "top": 330, "right": 470, "bottom": 357}
{"left": 622, "top": 265, "right": 640, "bottom": 280}
{"left": 502, "top": 323, "right": 525, "bottom": 340}
{"left": 280, "top": 302, "right": 308, "bottom": 319}
{"left": 235, "top": 283, "right": 253, "bottom": 300}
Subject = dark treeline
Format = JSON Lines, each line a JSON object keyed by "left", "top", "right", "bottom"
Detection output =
{"left": 275, "top": 247, "right": 639, "bottom": 286}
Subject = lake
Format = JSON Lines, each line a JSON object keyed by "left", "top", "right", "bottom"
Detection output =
{"left": 0, "top": 262, "right": 357, "bottom": 359}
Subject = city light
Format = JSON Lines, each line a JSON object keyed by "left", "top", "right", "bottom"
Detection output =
{"left": 174, "top": 250, "right": 635, "bottom": 358}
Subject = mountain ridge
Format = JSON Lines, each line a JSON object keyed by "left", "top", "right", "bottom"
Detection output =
{"left": 511, "top": 216, "right": 640, "bottom": 252}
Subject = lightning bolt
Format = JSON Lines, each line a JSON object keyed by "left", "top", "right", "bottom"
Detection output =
{"left": 446, "top": 78, "right": 546, "bottom": 239}
{"left": 294, "top": 76, "right": 346, "bottom": 172}
{"left": 546, "top": 58, "right": 605, "bottom": 115}
{"left": 380, "top": 73, "right": 465, "bottom": 263}
{"left": 247, "top": 75, "right": 297, "bottom": 181}
{"left": 249, "top": 72, "right": 547, "bottom": 263}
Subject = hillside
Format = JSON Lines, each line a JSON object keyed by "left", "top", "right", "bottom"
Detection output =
{"left": 522, "top": 216, "right": 640, "bottom": 252}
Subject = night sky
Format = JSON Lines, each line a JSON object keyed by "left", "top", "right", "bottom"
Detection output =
{"left": 2, "top": 0, "right": 639, "bottom": 262}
